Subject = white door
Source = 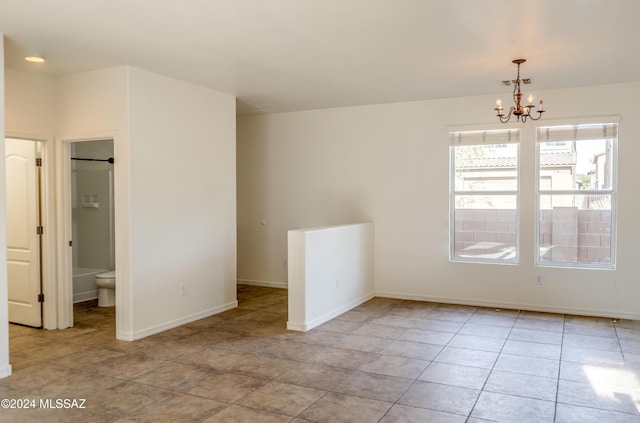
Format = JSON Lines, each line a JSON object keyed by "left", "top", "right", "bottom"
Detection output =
{"left": 6, "top": 138, "right": 42, "bottom": 327}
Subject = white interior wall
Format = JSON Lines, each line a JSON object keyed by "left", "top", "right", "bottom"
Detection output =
{"left": 128, "top": 68, "right": 237, "bottom": 337}
{"left": 237, "top": 82, "right": 640, "bottom": 319}
{"left": 4, "top": 67, "right": 56, "bottom": 135}
{"left": 0, "top": 34, "right": 10, "bottom": 377}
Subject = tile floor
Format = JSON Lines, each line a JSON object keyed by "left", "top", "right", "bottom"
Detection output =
{"left": 2, "top": 285, "right": 640, "bottom": 422}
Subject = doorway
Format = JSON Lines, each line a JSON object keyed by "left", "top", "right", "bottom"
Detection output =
{"left": 70, "top": 139, "right": 115, "bottom": 325}
{"left": 5, "top": 138, "right": 44, "bottom": 327}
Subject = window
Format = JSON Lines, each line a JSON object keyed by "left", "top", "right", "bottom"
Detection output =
{"left": 536, "top": 123, "right": 617, "bottom": 268}
{"left": 450, "top": 129, "right": 520, "bottom": 263}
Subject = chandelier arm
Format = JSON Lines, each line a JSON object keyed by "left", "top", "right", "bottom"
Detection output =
{"left": 528, "top": 111, "right": 545, "bottom": 121}
{"left": 498, "top": 107, "right": 515, "bottom": 123}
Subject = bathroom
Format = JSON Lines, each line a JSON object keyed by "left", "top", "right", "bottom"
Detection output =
{"left": 71, "top": 140, "right": 116, "bottom": 318}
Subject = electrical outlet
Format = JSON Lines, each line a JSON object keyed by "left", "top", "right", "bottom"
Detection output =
{"left": 535, "top": 276, "right": 543, "bottom": 286}
{"left": 180, "top": 284, "right": 188, "bottom": 296}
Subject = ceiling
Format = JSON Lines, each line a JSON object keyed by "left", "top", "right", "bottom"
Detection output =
{"left": 1, "top": 0, "right": 639, "bottom": 115}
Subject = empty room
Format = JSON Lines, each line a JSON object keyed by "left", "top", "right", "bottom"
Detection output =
{"left": 1, "top": 1, "right": 639, "bottom": 422}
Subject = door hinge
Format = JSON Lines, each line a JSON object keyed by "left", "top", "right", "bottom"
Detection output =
{"left": 35, "top": 158, "right": 43, "bottom": 167}
{"left": 36, "top": 226, "right": 44, "bottom": 235}
{"left": 38, "top": 293, "right": 44, "bottom": 302}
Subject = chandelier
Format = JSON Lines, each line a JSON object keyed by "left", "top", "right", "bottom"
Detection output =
{"left": 494, "top": 59, "right": 545, "bottom": 123}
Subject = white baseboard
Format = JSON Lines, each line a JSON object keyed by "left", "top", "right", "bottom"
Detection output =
{"left": 125, "top": 300, "right": 238, "bottom": 341}
{"left": 0, "top": 364, "right": 12, "bottom": 379}
{"left": 238, "top": 279, "right": 288, "bottom": 289}
{"left": 116, "top": 331, "right": 135, "bottom": 341}
{"left": 73, "top": 289, "right": 98, "bottom": 303}
{"left": 286, "top": 321, "right": 307, "bottom": 331}
{"left": 287, "top": 291, "right": 375, "bottom": 332}
{"left": 375, "top": 290, "right": 640, "bottom": 320}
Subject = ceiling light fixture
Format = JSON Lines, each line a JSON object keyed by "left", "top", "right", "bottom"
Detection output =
{"left": 494, "top": 59, "right": 545, "bottom": 123}
{"left": 25, "top": 56, "right": 45, "bottom": 63}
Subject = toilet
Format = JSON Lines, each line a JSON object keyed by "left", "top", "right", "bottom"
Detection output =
{"left": 95, "top": 270, "right": 116, "bottom": 307}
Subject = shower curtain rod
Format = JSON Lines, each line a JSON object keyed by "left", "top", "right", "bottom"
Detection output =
{"left": 71, "top": 157, "right": 114, "bottom": 164}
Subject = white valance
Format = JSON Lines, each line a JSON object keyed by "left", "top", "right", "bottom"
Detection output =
{"left": 537, "top": 123, "right": 617, "bottom": 142}
{"left": 450, "top": 129, "right": 520, "bottom": 145}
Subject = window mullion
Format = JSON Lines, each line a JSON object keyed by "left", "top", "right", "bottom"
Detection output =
{"left": 454, "top": 190, "right": 519, "bottom": 196}
{"left": 538, "top": 190, "right": 613, "bottom": 196}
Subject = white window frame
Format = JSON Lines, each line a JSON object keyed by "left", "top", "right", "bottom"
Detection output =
{"left": 449, "top": 128, "right": 520, "bottom": 264}
{"left": 534, "top": 120, "right": 618, "bottom": 269}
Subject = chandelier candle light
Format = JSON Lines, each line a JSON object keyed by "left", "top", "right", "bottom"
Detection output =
{"left": 495, "top": 59, "right": 545, "bottom": 123}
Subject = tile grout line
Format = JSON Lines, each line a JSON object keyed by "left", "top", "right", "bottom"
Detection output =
{"left": 375, "top": 302, "right": 474, "bottom": 422}
{"left": 552, "top": 313, "right": 566, "bottom": 422}
{"left": 465, "top": 307, "right": 520, "bottom": 421}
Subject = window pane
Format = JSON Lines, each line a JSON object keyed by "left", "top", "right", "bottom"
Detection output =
{"left": 454, "top": 143, "right": 518, "bottom": 191}
{"left": 539, "top": 139, "right": 613, "bottom": 191}
{"left": 454, "top": 195, "right": 517, "bottom": 261}
{"left": 538, "top": 194, "right": 612, "bottom": 265}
